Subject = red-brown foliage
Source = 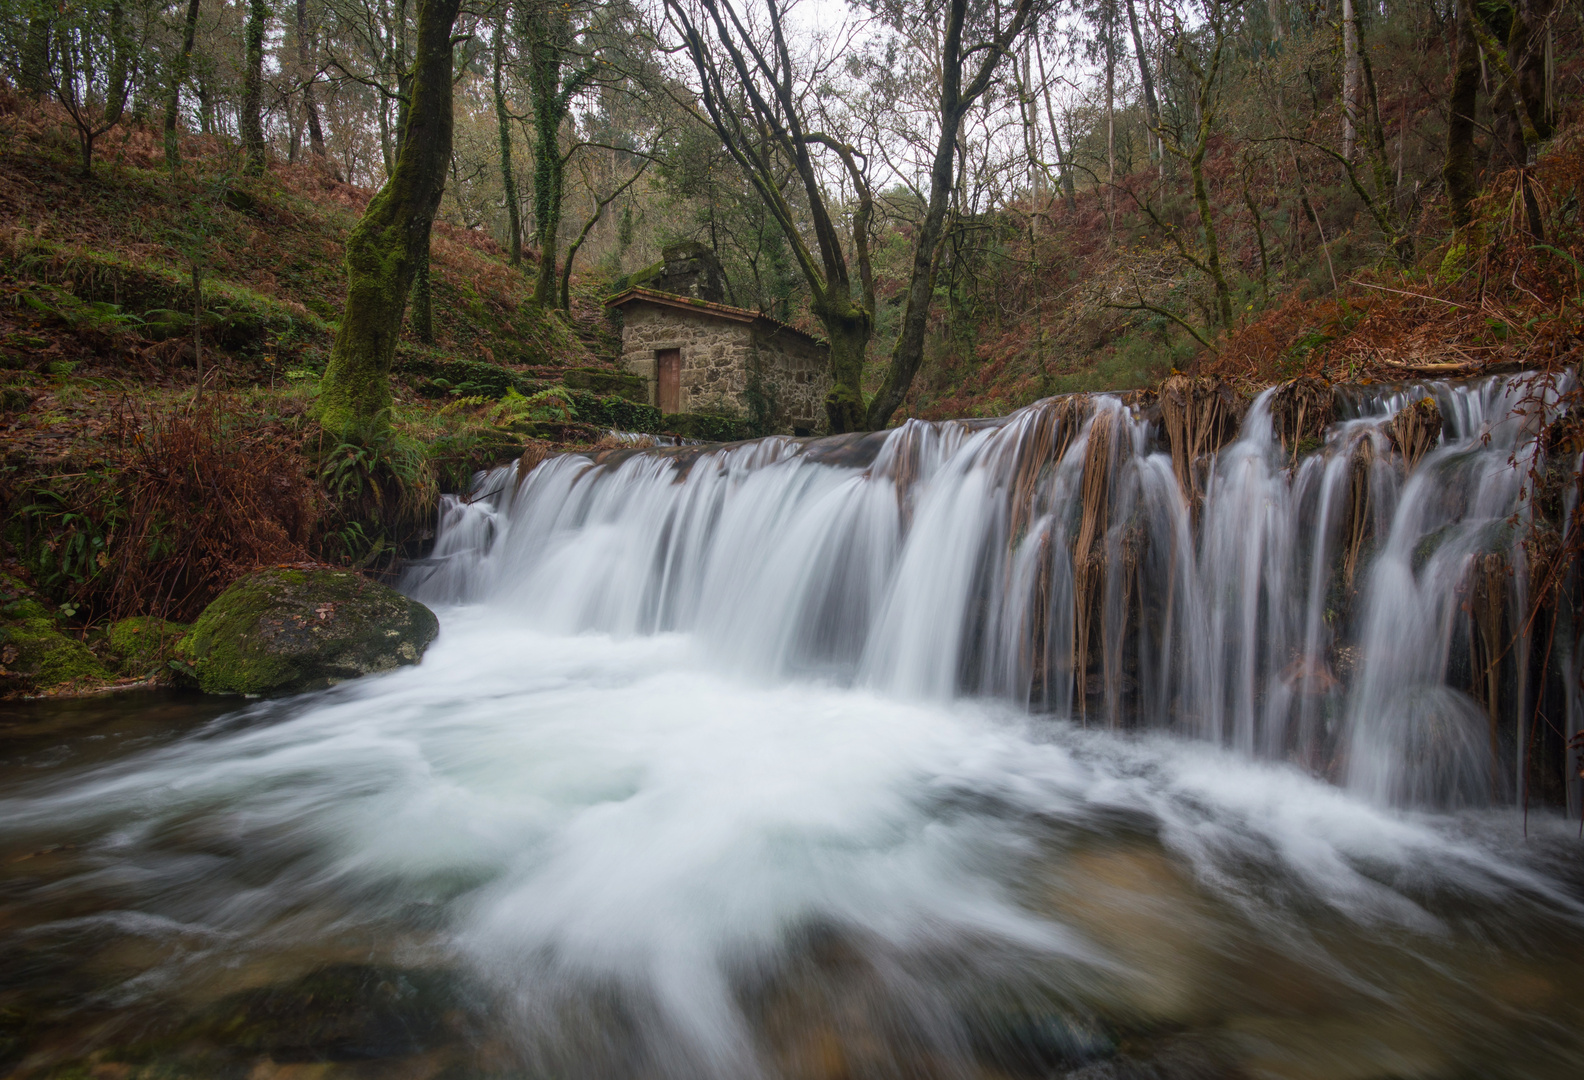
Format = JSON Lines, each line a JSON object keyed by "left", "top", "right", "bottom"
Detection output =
{"left": 103, "top": 398, "right": 323, "bottom": 621}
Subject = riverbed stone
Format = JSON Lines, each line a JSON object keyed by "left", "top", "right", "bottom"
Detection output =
{"left": 178, "top": 568, "right": 439, "bottom": 696}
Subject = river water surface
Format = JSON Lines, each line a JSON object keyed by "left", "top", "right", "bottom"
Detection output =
{"left": 5, "top": 380, "right": 1584, "bottom": 1078}
{"left": 3, "top": 611, "right": 1584, "bottom": 1078}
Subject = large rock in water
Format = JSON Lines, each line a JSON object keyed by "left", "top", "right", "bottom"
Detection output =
{"left": 180, "top": 568, "right": 439, "bottom": 696}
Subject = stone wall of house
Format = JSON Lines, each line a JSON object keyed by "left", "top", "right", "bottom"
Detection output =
{"left": 618, "top": 302, "right": 754, "bottom": 416}
{"left": 748, "top": 326, "right": 831, "bottom": 434}
{"left": 617, "top": 301, "right": 832, "bottom": 434}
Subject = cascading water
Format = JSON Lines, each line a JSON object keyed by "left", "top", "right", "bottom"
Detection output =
{"left": 410, "top": 372, "right": 1578, "bottom": 812}
{"left": 3, "top": 374, "right": 1584, "bottom": 1079}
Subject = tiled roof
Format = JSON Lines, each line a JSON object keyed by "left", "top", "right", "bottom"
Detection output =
{"left": 604, "top": 287, "right": 826, "bottom": 348}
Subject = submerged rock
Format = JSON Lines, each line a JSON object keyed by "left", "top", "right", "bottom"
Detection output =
{"left": 179, "top": 568, "right": 439, "bottom": 696}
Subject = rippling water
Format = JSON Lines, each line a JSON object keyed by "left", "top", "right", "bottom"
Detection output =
{"left": 3, "top": 611, "right": 1583, "bottom": 1078}
{"left": 5, "top": 377, "right": 1584, "bottom": 1077}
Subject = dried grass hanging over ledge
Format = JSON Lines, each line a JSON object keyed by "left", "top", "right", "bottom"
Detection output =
{"left": 1159, "top": 375, "right": 1243, "bottom": 501}
{"left": 103, "top": 396, "right": 322, "bottom": 622}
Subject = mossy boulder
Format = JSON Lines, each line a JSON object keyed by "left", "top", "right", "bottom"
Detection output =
{"left": 178, "top": 568, "right": 439, "bottom": 696}
{"left": 0, "top": 583, "right": 112, "bottom": 695}
{"left": 107, "top": 616, "right": 190, "bottom": 678}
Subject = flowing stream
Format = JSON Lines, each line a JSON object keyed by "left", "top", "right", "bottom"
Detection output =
{"left": 3, "top": 376, "right": 1584, "bottom": 1079}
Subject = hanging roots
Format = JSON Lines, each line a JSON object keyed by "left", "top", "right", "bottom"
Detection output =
{"left": 1159, "top": 375, "right": 1243, "bottom": 501}
{"left": 1385, "top": 396, "right": 1444, "bottom": 472}
{"left": 515, "top": 440, "right": 551, "bottom": 487}
{"left": 1466, "top": 549, "right": 1509, "bottom": 796}
{"left": 1342, "top": 438, "right": 1377, "bottom": 590}
{"left": 1271, "top": 376, "right": 1335, "bottom": 460}
{"left": 1009, "top": 395, "right": 1089, "bottom": 543}
{"left": 1072, "top": 409, "right": 1116, "bottom": 718}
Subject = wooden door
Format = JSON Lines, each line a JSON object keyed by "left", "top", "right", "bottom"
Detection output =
{"left": 657, "top": 348, "right": 681, "bottom": 414}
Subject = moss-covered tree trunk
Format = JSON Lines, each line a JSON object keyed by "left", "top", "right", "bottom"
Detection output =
{"left": 1509, "top": 0, "right": 1556, "bottom": 142}
{"left": 1192, "top": 146, "right": 1234, "bottom": 331}
{"left": 524, "top": 0, "right": 576, "bottom": 308}
{"left": 819, "top": 300, "right": 873, "bottom": 433}
{"left": 492, "top": 16, "right": 523, "bottom": 267}
{"left": 241, "top": 0, "right": 269, "bottom": 175}
{"left": 1444, "top": 0, "right": 1481, "bottom": 228}
{"left": 164, "top": 0, "right": 202, "bottom": 170}
{"left": 410, "top": 254, "right": 433, "bottom": 344}
{"left": 317, "top": 0, "right": 461, "bottom": 435}
{"left": 20, "top": 6, "right": 51, "bottom": 98}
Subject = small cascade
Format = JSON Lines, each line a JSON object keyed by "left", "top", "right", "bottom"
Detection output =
{"left": 407, "top": 373, "right": 1582, "bottom": 810}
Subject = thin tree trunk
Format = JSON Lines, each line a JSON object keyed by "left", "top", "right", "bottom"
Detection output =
{"left": 1105, "top": 16, "right": 1116, "bottom": 235}
{"left": 1193, "top": 148, "right": 1233, "bottom": 331}
{"left": 163, "top": 0, "right": 202, "bottom": 169}
{"left": 296, "top": 0, "right": 335, "bottom": 172}
{"left": 493, "top": 17, "right": 523, "bottom": 266}
{"left": 106, "top": 2, "right": 129, "bottom": 118}
{"left": 318, "top": 0, "right": 462, "bottom": 434}
{"left": 378, "top": 100, "right": 393, "bottom": 177}
{"left": 1342, "top": 0, "right": 1360, "bottom": 159}
{"left": 241, "top": 0, "right": 269, "bottom": 175}
{"left": 868, "top": 0, "right": 1034, "bottom": 429}
{"left": 560, "top": 163, "right": 649, "bottom": 310}
{"left": 1020, "top": 43, "right": 1040, "bottom": 194}
{"left": 1125, "top": 0, "right": 1161, "bottom": 166}
{"left": 192, "top": 261, "right": 204, "bottom": 403}
{"left": 1510, "top": 0, "right": 1557, "bottom": 140}
{"left": 1039, "top": 49, "right": 1077, "bottom": 210}
{"left": 1036, "top": 35, "right": 1076, "bottom": 210}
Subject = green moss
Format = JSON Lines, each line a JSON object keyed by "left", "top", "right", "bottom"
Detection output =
{"left": 180, "top": 568, "right": 438, "bottom": 696}
{"left": 574, "top": 389, "right": 663, "bottom": 433}
{"left": 1437, "top": 242, "right": 1468, "bottom": 286}
{"left": 0, "top": 617, "right": 112, "bottom": 692}
{"left": 662, "top": 411, "right": 755, "bottom": 442}
{"left": 5, "top": 598, "right": 51, "bottom": 620}
{"left": 107, "top": 616, "right": 190, "bottom": 678}
{"left": 563, "top": 366, "right": 647, "bottom": 402}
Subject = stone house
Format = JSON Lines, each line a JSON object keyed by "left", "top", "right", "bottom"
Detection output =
{"left": 605, "top": 287, "right": 831, "bottom": 436}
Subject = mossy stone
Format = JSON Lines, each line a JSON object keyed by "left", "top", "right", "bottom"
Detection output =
{"left": 107, "top": 616, "right": 190, "bottom": 678}
{"left": 179, "top": 568, "right": 439, "bottom": 696}
{"left": 0, "top": 617, "right": 112, "bottom": 694}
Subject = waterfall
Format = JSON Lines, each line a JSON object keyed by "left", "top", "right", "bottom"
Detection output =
{"left": 406, "top": 373, "right": 1579, "bottom": 810}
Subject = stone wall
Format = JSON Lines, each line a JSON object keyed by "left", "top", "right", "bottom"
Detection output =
{"left": 618, "top": 302, "right": 754, "bottom": 416}
{"left": 748, "top": 326, "right": 831, "bottom": 434}
{"left": 617, "top": 299, "right": 832, "bottom": 434}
